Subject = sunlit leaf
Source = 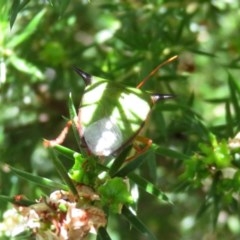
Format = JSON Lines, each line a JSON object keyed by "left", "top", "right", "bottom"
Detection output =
{"left": 9, "top": 9, "right": 46, "bottom": 46}
{"left": 9, "top": 56, "right": 44, "bottom": 79}
{"left": 129, "top": 173, "right": 171, "bottom": 204}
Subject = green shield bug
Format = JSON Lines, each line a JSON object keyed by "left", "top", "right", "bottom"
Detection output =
{"left": 44, "top": 56, "right": 177, "bottom": 157}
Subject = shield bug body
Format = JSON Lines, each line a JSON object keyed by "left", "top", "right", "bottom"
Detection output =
{"left": 44, "top": 56, "right": 177, "bottom": 157}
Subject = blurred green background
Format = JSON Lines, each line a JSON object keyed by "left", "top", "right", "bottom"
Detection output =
{"left": 1, "top": 1, "right": 240, "bottom": 239}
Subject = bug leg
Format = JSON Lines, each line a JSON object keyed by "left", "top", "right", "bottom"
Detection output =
{"left": 43, "top": 117, "right": 79, "bottom": 147}
{"left": 125, "top": 135, "right": 152, "bottom": 162}
{"left": 43, "top": 120, "right": 74, "bottom": 147}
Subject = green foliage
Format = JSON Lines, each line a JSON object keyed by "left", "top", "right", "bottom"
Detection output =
{"left": 69, "top": 152, "right": 100, "bottom": 185}
{"left": 98, "top": 177, "right": 133, "bottom": 213}
{"left": 1, "top": 0, "right": 240, "bottom": 239}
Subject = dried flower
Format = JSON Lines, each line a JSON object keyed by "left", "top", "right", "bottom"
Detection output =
{"left": 2, "top": 186, "right": 106, "bottom": 240}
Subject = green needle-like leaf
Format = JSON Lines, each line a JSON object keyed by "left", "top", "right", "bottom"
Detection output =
{"left": 9, "top": 0, "right": 30, "bottom": 28}
{"left": 49, "top": 149, "right": 78, "bottom": 195}
{"left": 228, "top": 73, "right": 240, "bottom": 120}
{"left": 113, "top": 151, "right": 150, "bottom": 177}
{"left": 225, "top": 100, "right": 234, "bottom": 136}
{"left": 155, "top": 145, "right": 189, "bottom": 161}
{"left": 51, "top": 144, "right": 76, "bottom": 161}
{"left": 122, "top": 205, "right": 157, "bottom": 240}
{"left": 109, "top": 145, "right": 132, "bottom": 177}
{"left": 9, "top": 166, "right": 68, "bottom": 190}
{"left": 68, "top": 93, "right": 82, "bottom": 149}
{"left": 97, "top": 227, "right": 112, "bottom": 240}
{"left": 0, "top": 195, "right": 35, "bottom": 206}
{"left": 9, "top": 9, "right": 46, "bottom": 45}
{"left": 129, "top": 173, "right": 172, "bottom": 204}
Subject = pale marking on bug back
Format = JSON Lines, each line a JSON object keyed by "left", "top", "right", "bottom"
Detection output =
{"left": 119, "top": 92, "right": 151, "bottom": 120}
{"left": 80, "top": 82, "right": 108, "bottom": 124}
{"left": 83, "top": 117, "right": 123, "bottom": 156}
{"left": 111, "top": 92, "right": 151, "bottom": 131}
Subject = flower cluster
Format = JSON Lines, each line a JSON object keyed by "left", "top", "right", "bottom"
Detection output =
{"left": 1, "top": 185, "right": 106, "bottom": 240}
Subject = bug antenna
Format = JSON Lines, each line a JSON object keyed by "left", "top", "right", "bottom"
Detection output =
{"left": 151, "top": 93, "right": 175, "bottom": 103}
{"left": 73, "top": 66, "right": 92, "bottom": 86}
{"left": 136, "top": 55, "right": 178, "bottom": 89}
